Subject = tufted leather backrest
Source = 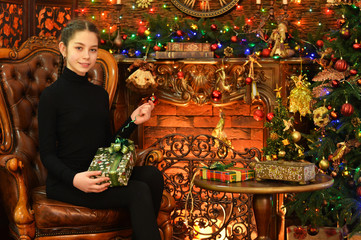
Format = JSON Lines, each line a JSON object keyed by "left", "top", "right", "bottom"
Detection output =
{"left": 0, "top": 36, "right": 118, "bottom": 200}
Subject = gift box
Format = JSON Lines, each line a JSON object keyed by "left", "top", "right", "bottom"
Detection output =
{"left": 254, "top": 160, "right": 315, "bottom": 184}
{"left": 88, "top": 138, "right": 136, "bottom": 187}
{"left": 200, "top": 167, "right": 255, "bottom": 183}
{"left": 286, "top": 226, "right": 343, "bottom": 240}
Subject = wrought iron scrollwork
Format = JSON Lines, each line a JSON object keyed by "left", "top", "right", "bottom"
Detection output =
{"left": 147, "top": 134, "right": 261, "bottom": 239}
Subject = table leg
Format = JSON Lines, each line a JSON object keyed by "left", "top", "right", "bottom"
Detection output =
{"left": 253, "top": 194, "right": 272, "bottom": 240}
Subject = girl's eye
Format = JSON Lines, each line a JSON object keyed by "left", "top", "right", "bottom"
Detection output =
{"left": 90, "top": 49, "right": 98, "bottom": 52}
{"left": 75, "top": 47, "right": 83, "bottom": 50}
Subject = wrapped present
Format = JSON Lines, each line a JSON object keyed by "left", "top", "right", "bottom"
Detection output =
{"left": 200, "top": 166, "right": 255, "bottom": 183}
{"left": 88, "top": 138, "right": 136, "bottom": 187}
{"left": 286, "top": 226, "right": 343, "bottom": 240}
{"left": 255, "top": 160, "right": 315, "bottom": 184}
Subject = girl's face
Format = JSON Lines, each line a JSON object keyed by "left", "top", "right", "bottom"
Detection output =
{"left": 59, "top": 30, "right": 98, "bottom": 76}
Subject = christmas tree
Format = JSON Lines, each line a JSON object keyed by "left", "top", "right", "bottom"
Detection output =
{"left": 262, "top": 97, "right": 305, "bottom": 162}
{"left": 286, "top": 4, "right": 361, "bottom": 237}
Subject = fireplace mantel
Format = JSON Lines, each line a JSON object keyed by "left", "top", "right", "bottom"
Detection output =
{"left": 116, "top": 56, "right": 314, "bottom": 111}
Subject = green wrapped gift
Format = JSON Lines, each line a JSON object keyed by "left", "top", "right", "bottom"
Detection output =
{"left": 88, "top": 138, "right": 136, "bottom": 187}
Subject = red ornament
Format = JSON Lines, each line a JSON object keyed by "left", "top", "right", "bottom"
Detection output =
{"left": 350, "top": 69, "right": 358, "bottom": 76}
{"left": 210, "top": 43, "right": 218, "bottom": 51}
{"left": 231, "top": 36, "right": 238, "bottom": 43}
{"left": 177, "top": 71, "right": 185, "bottom": 79}
{"left": 153, "top": 45, "right": 161, "bottom": 51}
{"left": 211, "top": 90, "right": 222, "bottom": 102}
{"left": 357, "top": 186, "right": 361, "bottom": 197}
{"left": 334, "top": 59, "right": 348, "bottom": 72}
{"left": 316, "top": 40, "right": 324, "bottom": 48}
{"left": 176, "top": 30, "right": 183, "bottom": 37}
{"left": 341, "top": 102, "right": 354, "bottom": 116}
{"left": 100, "top": 39, "right": 106, "bottom": 45}
{"left": 330, "top": 54, "right": 338, "bottom": 62}
{"left": 122, "top": 34, "right": 128, "bottom": 40}
{"left": 331, "top": 80, "right": 340, "bottom": 88}
{"left": 337, "top": 18, "right": 346, "bottom": 28}
{"left": 148, "top": 94, "right": 159, "bottom": 105}
{"left": 261, "top": 48, "right": 271, "bottom": 57}
{"left": 233, "top": 25, "right": 240, "bottom": 31}
{"left": 266, "top": 112, "right": 275, "bottom": 122}
{"left": 137, "top": 26, "right": 147, "bottom": 37}
{"left": 330, "top": 110, "right": 338, "bottom": 120}
{"left": 210, "top": 24, "right": 218, "bottom": 31}
{"left": 327, "top": 105, "right": 332, "bottom": 110}
{"left": 253, "top": 109, "right": 264, "bottom": 121}
{"left": 245, "top": 77, "right": 253, "bottom": 85}
{"left": 353, "top": 42, "right": 361, "bottom": 50}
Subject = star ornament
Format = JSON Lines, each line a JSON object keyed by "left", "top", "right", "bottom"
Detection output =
{"left": 283, "top": 119, "right": 293, "bottom": 131}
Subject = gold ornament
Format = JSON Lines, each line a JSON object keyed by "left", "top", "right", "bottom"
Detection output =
{"left": 266, "top": 155, "right": 272, "bottom": 161}
{"left": 283, "top": 119, "right": 293, "bottom": 131}
{"left": 144, "top": 29, "right": 151, "bottom": 36}
{"left": 224, "top": 46, "right": 234, "bottom": 57}
{"left": 278, "top": 150, "right": 286, "bottom": 158}
{"left": 318, "top": 158, "right": 330, "bottom": 170}
{"left": 291, "top": 130, "right": 302, "bottom": 143}
{"left": 274, "top": 84, "right": 282, "bottom": 98}
{"left": 342, "top": 170, "right": 350, "bottom": 177}
{"left": 289, "top": 74, "right": 312, "bottom": 117}
{"left": 136, "top": 0, "right": 153, "bottom": 8}
{"left": 212, "top": 109, "right": 233, "bottom": 148}
{"left": 270, "top": 132, "right": 279, "bottom": 141}
{"left": 313, "top": 106, "right": 330, "bottom": 128}
{"left": 282, "top": 139, "right": 290, "bottom": 146}
{"left": 272, "top": 154, "right": 278, "bottom": 160}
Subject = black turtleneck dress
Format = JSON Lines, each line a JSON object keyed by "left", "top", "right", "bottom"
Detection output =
{"left": 38, "top": 67, "right": 163, "bottom": 240}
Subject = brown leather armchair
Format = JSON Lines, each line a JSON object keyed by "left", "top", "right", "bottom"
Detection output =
{"left": 0, "top": 36, "right": 175, "bottom": 240}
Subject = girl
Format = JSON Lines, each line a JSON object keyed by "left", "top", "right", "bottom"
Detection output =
{"left": 38, "top": 19, "right": 163, "bottom": 240}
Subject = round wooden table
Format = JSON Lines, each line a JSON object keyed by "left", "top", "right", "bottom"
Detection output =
{"left": 194, "top": 173, "right": 334, "bottom": 240}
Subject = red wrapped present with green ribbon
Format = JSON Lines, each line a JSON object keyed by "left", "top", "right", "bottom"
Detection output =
{"left": 199, "top": 162, "right": 255, "bottom": 183}
{"left": 88, "top": 137, "right": 136, "bottom": 187}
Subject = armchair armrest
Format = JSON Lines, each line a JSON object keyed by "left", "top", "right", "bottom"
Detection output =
{"left": 0, "top": 154, "right": 35, "bottom": 239}
{"left": 135, "top": 147, "right": 163, "bottom": 167}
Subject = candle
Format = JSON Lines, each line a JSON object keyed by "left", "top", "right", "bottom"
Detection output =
{"left": 116, "top": 0, "right": 121, "bottom": 4}
{"left": 256, "top": 0, "right": 261, "bottom": 4}
{"left": 282, "top": 0, "right": 287, "bottom": 4}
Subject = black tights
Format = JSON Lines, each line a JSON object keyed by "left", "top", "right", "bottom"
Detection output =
{"left": 46, "top": 165, "right": 164, "bottom": 240}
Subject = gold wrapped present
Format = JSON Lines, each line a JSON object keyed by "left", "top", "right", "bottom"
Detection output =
{"left": 254, "top": 161, "right": 315, "bottom": 184}
{"left": 88, "top": 138, "right": 136, "bottom": 187}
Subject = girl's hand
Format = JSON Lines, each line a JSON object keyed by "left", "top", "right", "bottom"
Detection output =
{"left": 73, "top": 171, "right": 110, "bottom": 193}
{"left": 131, "top": 100, "right": 155, "bottom": 125}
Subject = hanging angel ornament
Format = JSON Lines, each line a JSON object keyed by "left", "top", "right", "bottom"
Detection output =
{"left": 212, "top": 109, "right": 233, "bottom": 149}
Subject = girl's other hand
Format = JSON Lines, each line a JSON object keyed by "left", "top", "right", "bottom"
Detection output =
{"left": 73, "top": 171, "right": 110, "bottom": 193}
